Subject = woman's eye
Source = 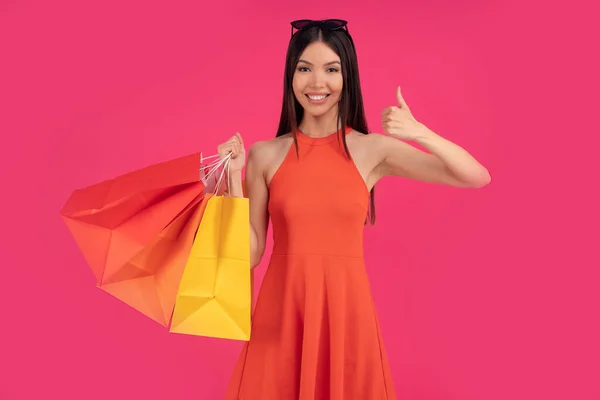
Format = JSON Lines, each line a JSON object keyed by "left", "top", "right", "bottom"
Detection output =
{"left": 296, "top": 67, "right": 339, "bottom": 73}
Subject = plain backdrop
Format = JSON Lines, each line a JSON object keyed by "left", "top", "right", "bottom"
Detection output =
{"left": 1, "top": 0, "right": 599, "bottom": 399}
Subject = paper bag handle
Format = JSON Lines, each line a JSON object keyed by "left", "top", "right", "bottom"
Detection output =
{"left": 200, "top": 152, "right": 232, "bottom": 196}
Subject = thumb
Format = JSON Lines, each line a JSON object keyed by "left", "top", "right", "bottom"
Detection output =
{"left": 397, "top": 85, "right": 412, "bottom": 113}
{"left": 396, "top": 85, "right": 407, "bottom": 108}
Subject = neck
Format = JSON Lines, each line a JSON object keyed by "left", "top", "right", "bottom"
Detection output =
{"left": 298, "top": 108, "right": 341, "bottom": 138}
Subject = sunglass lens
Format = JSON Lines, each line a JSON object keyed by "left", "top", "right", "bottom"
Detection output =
{"left": 291, "top": 19, "right": 314, "bottom": 29}
{"left": 322, "top": 19, "right": 347, "bottom": 29}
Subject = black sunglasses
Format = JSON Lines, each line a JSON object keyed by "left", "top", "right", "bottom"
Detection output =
{"left": 290, "top": 19, "right": 349, "bottom": 37}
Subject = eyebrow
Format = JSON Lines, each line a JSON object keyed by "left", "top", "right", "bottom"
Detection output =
{"left": 298, "top": 59, "right": 341, "bottom": 66}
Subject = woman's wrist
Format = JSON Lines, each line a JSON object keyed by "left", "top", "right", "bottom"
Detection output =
{"left": 228, "top": 169, "right": 245, "bottom": 197}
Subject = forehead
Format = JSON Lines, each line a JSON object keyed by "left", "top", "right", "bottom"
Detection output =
{"left": 298, "top": 42, "right": 340, "bottom": 63}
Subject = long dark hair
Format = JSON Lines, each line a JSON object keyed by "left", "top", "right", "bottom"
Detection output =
{"left": 275, "top": 26, "right": 376, "bottom": 224}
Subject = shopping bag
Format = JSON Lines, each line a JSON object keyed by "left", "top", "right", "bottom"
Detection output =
{"left": 61, "top": 152, "right": 218, "bottom": 326}
{"left": 169, "top": 157, "right": 252, "bottom": 341}
{"left": 98, "top": 194, "right": 209, "bottom": 325}
{"left": 61, "top": 153, "right": 206, "bottom": 282}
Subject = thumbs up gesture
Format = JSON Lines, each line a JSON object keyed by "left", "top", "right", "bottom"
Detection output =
{"left": 381, "top": 86, "right": 424, "bottom": 141}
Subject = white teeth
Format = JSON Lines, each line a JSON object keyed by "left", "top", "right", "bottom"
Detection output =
{"left": 308, "top": 94, "right": 327, "bottom": 101}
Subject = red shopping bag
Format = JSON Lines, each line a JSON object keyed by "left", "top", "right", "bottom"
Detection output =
{"left": 61, "top": 152, "right": 211, "bottom": 326}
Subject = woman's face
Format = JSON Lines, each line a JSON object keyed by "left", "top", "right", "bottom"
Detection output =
{"left": 292, "top": 41, "right": 343, "bottom": 118}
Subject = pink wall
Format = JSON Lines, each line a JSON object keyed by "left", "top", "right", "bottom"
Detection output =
{"left": 1, "top": 0, "right": 598, "bottom": 399}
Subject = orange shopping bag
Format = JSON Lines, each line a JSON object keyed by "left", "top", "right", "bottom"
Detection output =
{"left": 61, "top": 152, "right": 222, "bottom": 326}
{"left": 169, "top": 155, "right": 253, "bottom": 340}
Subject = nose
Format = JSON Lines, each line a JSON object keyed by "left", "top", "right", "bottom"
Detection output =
{"left": 309, "top": 70, "right": 326, "bottom": 88}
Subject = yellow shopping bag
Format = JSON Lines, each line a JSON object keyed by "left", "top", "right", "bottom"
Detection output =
{"left": 169, "top": 193, "right": 253, "bottom": 341}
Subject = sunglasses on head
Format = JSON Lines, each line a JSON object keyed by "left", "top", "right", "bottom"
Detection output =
{"left": 290, "top": 19, "right": 349, "bottom": 37}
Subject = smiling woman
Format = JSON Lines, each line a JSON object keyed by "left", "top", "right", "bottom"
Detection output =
{"left": 220, "top": 20, "right": 398, "bottom": 400}
{"left": 294, "top": 55, "right": 342, "bottom": 107}
{"left": 218, "top": 18, "right": 490, "bottom": 400}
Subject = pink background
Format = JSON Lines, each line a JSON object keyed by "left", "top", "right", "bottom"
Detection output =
{"left": 1, "top": 0, "right": 599, "bottom": 399}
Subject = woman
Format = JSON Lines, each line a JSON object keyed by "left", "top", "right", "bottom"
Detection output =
{"left": 220, "top": 19, "right": 490, "bottom": 400}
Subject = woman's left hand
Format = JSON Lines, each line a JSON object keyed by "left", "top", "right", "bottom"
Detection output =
{"left": 381, "top": 86, "right": 427, "bottom": 141}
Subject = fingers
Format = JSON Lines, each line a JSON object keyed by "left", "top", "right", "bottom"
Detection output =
{"left": 383, "top": 120, "right": 403, "bottom": 129}
{"left": 228, "top": 133, "right": 244, "bottom": 151}
{"left": 382, "top": 104, "right": 414, "bottom": 123}
{"left": 217, "top": 133, "right": 245, "bottom": 159}
{"left": 218, "top": 143, "right": 239, "bottom": 158}
{"left": 381, "top": 106, "right": 395, "bottom": 120}
{"left": 383, "top": 121, "right": 402, "bottom": 129}
{"left": 381, "top": 106, "right": 402, "bottom": 122}
{"left": 236, "top": 132, "right": 244, "bottom": 147}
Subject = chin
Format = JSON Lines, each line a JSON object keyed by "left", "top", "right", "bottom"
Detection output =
{"left": 301, "top": 103, "right": 338, "bottom": 118}
{"left": 303, "top": 108, "right": 326, "bottom": 117}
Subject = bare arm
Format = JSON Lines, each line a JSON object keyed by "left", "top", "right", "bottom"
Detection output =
{"left": 374, "top": 129, "right": 491, "bottom": 188}
{"left": 377, "top": 86, "right": 491, "bottom": 188}
{"left": 228, "top": 144, "right": 269, "bottom": 269}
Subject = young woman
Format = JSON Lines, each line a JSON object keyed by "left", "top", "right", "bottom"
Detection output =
{"left": 219, "top": 19, "right": 490, "bottom": 400}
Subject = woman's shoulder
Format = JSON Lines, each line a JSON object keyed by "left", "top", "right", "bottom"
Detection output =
{"left": 347, "top": 129, "right": 384, "bottom": 147}
{"left": 248, "top": 134, "right": 293, "bottom": 164}
{"left": 250, "top": 134, "right": 292, "bottom": 152}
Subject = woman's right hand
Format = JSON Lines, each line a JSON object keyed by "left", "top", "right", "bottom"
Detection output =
{"left": 217, "top": 132, "right": 246, "bottom": 173}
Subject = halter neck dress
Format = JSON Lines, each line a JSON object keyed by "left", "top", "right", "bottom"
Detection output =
{"left": 225, "top": 126, "right": 397, "bottom": 399}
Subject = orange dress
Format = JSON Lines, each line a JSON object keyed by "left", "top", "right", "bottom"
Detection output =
{"left": 225, "top": 127, "right": 397, "bottom": 400}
